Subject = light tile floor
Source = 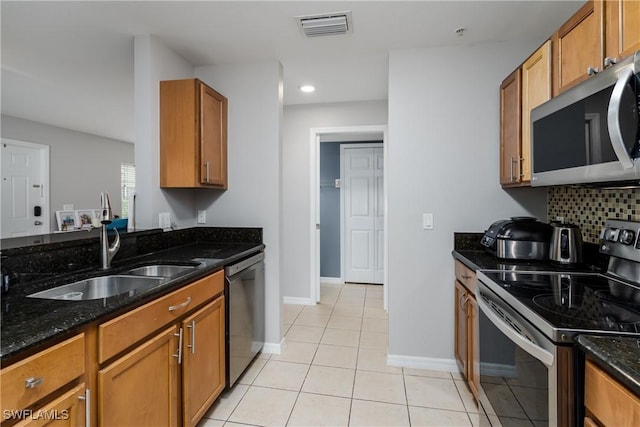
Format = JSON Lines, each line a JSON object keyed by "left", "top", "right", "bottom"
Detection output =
{"left": 199, "top": 283, "right": 481, "bottom": 427}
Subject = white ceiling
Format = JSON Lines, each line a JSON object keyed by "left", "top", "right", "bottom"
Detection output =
{"left": 1, "top": 1, "right": 584, "bottom": 143}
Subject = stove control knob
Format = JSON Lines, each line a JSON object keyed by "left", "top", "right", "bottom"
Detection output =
{"left": 604, "top": 228, "right": 620, "bottom": 242}
{"left": 619, "top": 229, "right": 636, "bottom": 245}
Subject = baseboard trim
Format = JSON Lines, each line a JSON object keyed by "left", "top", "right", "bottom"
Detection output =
{"left": 320, "top": 277, "right": 344, "bottom": 285}
{"left": 387, "top": 353, "right": 459, "bottom": 372}
{"left": 262, "top": 337, "right": 286, "bottom": 355}
{"left": 283, "top": 296, "right": 316, "bottom": 305}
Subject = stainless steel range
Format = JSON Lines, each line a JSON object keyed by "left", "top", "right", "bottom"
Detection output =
{"left": 476, "top": 219, "right": 640, "bottom": 427}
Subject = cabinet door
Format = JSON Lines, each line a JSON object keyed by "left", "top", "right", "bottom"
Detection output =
{"left": 199, "top": 83, "right": 228, "bottom": 189}
{"left": 14, "top": 384, "right": 87, "bottom": 427}
{"left": 605, "top": 0, "right": 640, "bottom": 62}
{"left": 500, "top": 68, "right": 522, "bottom": 186}
{"left": 553, "top": 1, "right": 604, "bottom": 95}
{"left": 466, "top": 296, "right": 479, "bottom": 402}
{"left": 521, "top": 40, "right": 552, "bottom": 183}
{"left": 454, "top": 280, "right": 469, "bottom": 378}
{"left": 182, "top": 296, "right": 225, "bottom": 427}
{"left": 98, "top": 326, "right": 179, "bottom": 427}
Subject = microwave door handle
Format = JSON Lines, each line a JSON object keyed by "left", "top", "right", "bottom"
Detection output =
{"left": 607, "top": 67, "right": 635, "bottom": 169}
{"left": 477, "top": 295, "right": 554, "bottom": 367}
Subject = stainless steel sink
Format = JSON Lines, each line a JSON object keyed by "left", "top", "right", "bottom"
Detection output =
{"left": 27, "top": 275, "right": 165, "bottom": 301}
{"left": 124, "top": 264, "right": 196, "bottom": 277}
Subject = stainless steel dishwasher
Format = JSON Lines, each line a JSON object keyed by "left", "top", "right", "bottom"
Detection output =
{"left": 224, "top": 251, "right": 265, "bottom": 388}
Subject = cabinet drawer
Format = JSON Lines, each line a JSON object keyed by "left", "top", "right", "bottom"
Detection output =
{"left": 585, "top": 359, "right": 640, "bottom": 426}
{"left": 454, "top": 260, "right": 476, "bottom": 293}
{"left": 0, "top": 334, "right": 85, "bottom": 413}
{"left": 98, "top": 270, "right": 224, "bottom": 363}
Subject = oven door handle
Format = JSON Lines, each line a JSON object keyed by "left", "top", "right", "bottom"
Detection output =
{"left": 477, "top": 296, "right": 554, "bottom": 367}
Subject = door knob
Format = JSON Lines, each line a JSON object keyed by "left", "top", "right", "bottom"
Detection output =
{"left": 34, "top": 221, "right": 43, "bottom": 226}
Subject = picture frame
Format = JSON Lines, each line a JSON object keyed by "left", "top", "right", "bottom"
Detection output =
{"left": 56, "top": 210, "right": 79, "bottom": 231}
{"left": 76, "top": 209, "right": 98, "bottom": 229}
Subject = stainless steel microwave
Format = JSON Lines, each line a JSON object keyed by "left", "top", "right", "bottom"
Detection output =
{"left": 531, "top": 51, "right": 640, "bottom": 187}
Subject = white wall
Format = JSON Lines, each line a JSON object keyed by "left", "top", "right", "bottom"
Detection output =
{"left": 134, "top": 34, "right": 196, "bottom": 230}
{"left": 1, "top": 114, "right": 134, "bottom": 230}
{"left": 281, "top": 101, "right": 388, "bottom": 298}
{"left": 194, "top": 61, "right": 284, "bottom": 350}
{"left": 387, "top": 41, "right": 548, "bottom": 366}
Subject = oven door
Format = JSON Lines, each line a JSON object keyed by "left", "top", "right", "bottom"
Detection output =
{"left": 476, "top": 281, "right": 558, "bottom": 427}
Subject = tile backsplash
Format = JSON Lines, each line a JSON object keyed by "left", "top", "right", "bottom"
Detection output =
{"left": 548, "top": 186, "right": 640, "bottom": 243}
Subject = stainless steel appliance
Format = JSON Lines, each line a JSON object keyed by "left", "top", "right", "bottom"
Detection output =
{"left": 476, "top": 219, "right": 640, "bottom": 427}
{"left": 224, "top": 252, "right": 265, "bottom": 388}
{"left": 531, "top": 51, "right": 640, "bottom": 187}
{"left": 550, "top": 222, "right": 583, "bottom": 265}
{"left": 481, "top": 217, "right": 553, "bottom": 260}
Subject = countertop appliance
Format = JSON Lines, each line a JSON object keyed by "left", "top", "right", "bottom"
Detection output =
{"left": 550, "top": 222, "right": 583, "bottom": 265}
{"left": 481, "top": 217, "right": 553, "bottom": 260}
{"left": 476, "top": 219, "right": 640, "bottom": 426}
{"left": 531, "top": 51, "right": 640, "bottom": 187}
{"left": 224, "top": 251, "right": 265, "bottom": 388}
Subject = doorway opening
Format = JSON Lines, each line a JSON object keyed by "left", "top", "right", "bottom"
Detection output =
{"left": 310, "top": 125, "right": 388, "bottom": 311}
{"left": 1, "top": 138, "right": 50, "bottom": 238}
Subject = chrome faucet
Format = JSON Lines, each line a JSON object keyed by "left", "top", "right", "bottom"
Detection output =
{"left": 99, "top": 192, "right": 120, "bottom": 269}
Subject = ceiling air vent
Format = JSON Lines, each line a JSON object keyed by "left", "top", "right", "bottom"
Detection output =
{"left": 296, "top": 11, "right": 352, "bottom": 37}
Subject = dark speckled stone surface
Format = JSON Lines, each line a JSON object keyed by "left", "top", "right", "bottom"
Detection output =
{"left": 576, "top": 335, "right": 640, "bottom": 396}
{"left": 0, "top": 227, "right": 263, "bottom": 362}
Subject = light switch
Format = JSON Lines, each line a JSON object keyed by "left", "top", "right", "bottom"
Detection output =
{"left": 423, "top": 213, "right": 434, "bottom": 230}
{"left": 335, "top": 179, "right": 341, "bottom": 188}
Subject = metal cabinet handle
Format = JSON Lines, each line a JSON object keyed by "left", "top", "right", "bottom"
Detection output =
{"left": 519, "top": 157, "right": 525, "bottom": 178}
{"left": 78, "top": 388, "right": 90, "bottom": 427}
{"left": 25, "top": 377, "right": 44, "bottom": 389}
{"left": 187, "top": 320, "right": 196, "bottom": 354}
{"left": 587, "top": 66, "right": 599, "bottom": 76}
{"left": 604, "top": 57, "right": 617, "bottom": 68}
{"left": 204, "top": 161, "right": 210, "bottom": 183}
{"left": 168, "top": 296, "right": 191, "bottom": 312}
{"left": 510, "top": 157, "right": 515, "bottom": 182}
{"left": 458, "top": 294, "right": 468, "bottom": 313}
{"left": 173, "top": 329, "right": 183, "bottom": 364}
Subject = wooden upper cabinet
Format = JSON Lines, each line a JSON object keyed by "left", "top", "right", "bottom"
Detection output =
{"left": 500, "top": 41, "right": 552, "bottom": 187}
{"left": 521, "top": 40, "right": 552, "bottom": 183}
{"left": 605, "top": 0, "right": 640, "bottom": 63}
{"left": 160, "top": 78, "right": 228, "bottom": 189}
{"left": 552, "top": 1, "right": 604, "bottom": 95}
{"left": 500, "top": 68, "right": 522, "bottom": 186}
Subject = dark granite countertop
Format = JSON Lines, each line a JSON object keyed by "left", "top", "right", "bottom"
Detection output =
{"left": 575, "top": 335, "right": 640, "bottom": 396}
{"left": 1, "top": 241, "right": 264, "bottom": 362}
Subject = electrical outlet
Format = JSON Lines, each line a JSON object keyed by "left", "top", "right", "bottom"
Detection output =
{"left": 159, "top": 212, "right": 171, "bottom": 230}
{"left": 197, "top": 210, "right": 206, "bottom": 224}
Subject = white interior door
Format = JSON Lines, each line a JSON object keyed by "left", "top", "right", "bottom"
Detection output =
{"left": 1, "top": 139, "right": 50, "bottom": 238}
{"left": 342, "top": 144, "right": 383, "bottom": 284}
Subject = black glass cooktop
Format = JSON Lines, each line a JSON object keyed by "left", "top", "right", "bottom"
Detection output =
{"left": 479, "top": 271, "right": 640, "bottom": 339}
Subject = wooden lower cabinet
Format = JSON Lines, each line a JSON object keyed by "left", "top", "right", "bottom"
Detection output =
{"left": 98, "top": 326, "right": 179, "bottom": 427}
{"left": 97, "top": 270, "right": 226, "bottom": 427}
{"left": 453, "top": 260, "right": 479, "bottom": 401}
{"left": 14, "top": 384, "right": 87, "bottom": 427}
{"left": 182, "top": 296, "right": 225, "bottom": 427}
{"left": 584, "top": 359, "right": 640, "bottom": 426}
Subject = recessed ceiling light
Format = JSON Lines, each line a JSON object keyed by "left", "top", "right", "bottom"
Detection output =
{"left": 300, "top": 85, "right": 316, "bottom": 93}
